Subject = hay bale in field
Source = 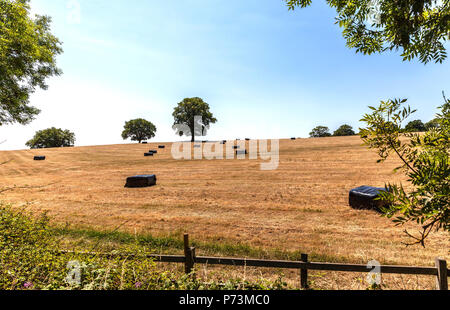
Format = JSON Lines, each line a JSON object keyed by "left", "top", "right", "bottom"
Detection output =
{"left": 158, "top": 145, "right": 165, "bottom": 149}
{"left": 349, "top": 186, "right": 387, "bottom": 211}
{"left": 245, "top": 138, "right": 250, "bottom": 141}
{"left": 34, "top": 156, "right": 46, "bottom": 161}
{"left": 125, "top": 175, "right": 157, "bottom": 188}
{"left": 236, "top": 150, "right": 248, "bottom": 155}
{"left": 142, "top": 142, "right": 148, "bottom": 144}
{"left": 291, "top": 137, "right": 296, "bottom": 140}
{"left": 144, "top": 152, "right": 154, "bottom": 157}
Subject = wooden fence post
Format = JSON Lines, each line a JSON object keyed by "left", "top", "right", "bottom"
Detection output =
{"left": 435, "top": 258, "right": 448, "bottom": 290}
{"left": 300, "top": 254, "right": 309, "bottom": 289}
{"left": 184, "top": 234, "right": 195, "bottom": 274}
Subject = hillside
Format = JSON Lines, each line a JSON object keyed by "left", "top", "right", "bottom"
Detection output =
{"left": 0, "top": 136, "right": 448, "bottom": 271}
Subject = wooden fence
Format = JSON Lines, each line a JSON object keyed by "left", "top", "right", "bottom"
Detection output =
{"left": 64, "top": 234, "right": 449, "bottom": 290}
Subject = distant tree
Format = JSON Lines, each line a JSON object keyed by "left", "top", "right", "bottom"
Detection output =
{"left": 360, "top": 96, "right": 449, "bottom": 246}
{"left": 172, "top": 97, "right": 217, "bottom": 142}
{"left": 404, "top": 119, "right": 426, "bottom": 132}
{"left": 425, "top": 118, "right": 440, "bottom": 131}
{"left": 0, "top": 0, "right": 62, "bottom": 126}
{"left": 121, "top": 118, "right": 157, "bottom": 143}
{"left": 333, "top": 124, "right": 356, "bottom": 136}
{"left": 26, "top": 127, "right": 75, "bottom": 149}
{"left": 309, "top": 126, "right": 331, "bottom": 138}
{"left": 285, "top": 0, "right": 450, "bottom": 64}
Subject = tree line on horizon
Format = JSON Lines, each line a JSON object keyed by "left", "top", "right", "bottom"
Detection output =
{"left": 25, "top": 97, "right": 217, "bottom": 148}
{"left": 309, "top": 118, "right": 441, "bottom": 138}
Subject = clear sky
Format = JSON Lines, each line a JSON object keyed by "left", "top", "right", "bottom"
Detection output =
{"left": 1, "top": 0, "right": 449, "bottom": 150}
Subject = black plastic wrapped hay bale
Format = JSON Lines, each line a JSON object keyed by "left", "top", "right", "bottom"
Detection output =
{"left": 125, "top": 175, "right": 157, "bottom": 188}
{"left": 34, "top": 156, "right": 46, "bottom": 161}
{"left": 245, "top": 138, "right": 250, "bottom": 141}
{"left": 158, "top": 145, "right": 165, "bottom": 149}
{"left": 144, "top": 152, "right": 154, "bottom": 157}
{"left": 142, "top": 142, "right": 148, "bottom": 144}
{"left": 291, "top": 137, "right": 296, "bottom": 140}
{"left": 349, "top": 186, "right": 387, "bottom": 211}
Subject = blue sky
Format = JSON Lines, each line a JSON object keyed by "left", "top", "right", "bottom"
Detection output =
{"left": 2, "top": 0, "right": 449, "bottom": 150}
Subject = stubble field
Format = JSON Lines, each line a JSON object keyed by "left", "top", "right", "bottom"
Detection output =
{"left": 0, "top": 136, "right": 448, "bottom": 279}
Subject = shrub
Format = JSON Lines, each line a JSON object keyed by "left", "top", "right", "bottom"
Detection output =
{"left": 360, "top": 96, "right": 449, "bottom": 245}
{"left": 0, "top": 205, "right": 288, "bottom": 290}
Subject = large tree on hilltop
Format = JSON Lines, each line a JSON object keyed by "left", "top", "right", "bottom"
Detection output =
{"left": 172, "top": 97, "right": 217, "bottom": 142}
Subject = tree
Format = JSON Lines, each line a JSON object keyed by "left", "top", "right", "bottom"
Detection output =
{"left": 360, "top": 95, "right": 449, "bottom": 246}
{"left": 333, "top": 124, "right": 356, "bottom": 136}
{"left": 309, "top": 126, "right": 332, "bottom": 137}
{"left": 121, "top": 118, "right": 157, "bottom": 143}
{"left": 0, "top": 0, "right": 63, "bottom": 126}
{"left": 404, "top": 119, "right": 426, "bottom": 132}
{"left": 26, "top": 127, "right": 75, "bottom": 149}
{"left": 285, "top": 0, "right": 450, "bottom": 64}
{"left": 172, "top": 97, "right": 217, "bottom": 142}
{"left": 425, "top": 118, "right": 440, "bottom": 130}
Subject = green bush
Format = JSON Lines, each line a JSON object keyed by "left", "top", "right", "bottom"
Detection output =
{"left": 0, "top": 205, "right": 288, "bottom": 290}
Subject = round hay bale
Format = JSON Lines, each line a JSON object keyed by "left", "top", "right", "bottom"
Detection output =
{"left": 349, "top": 186, "right": 387, "bottom": 211}
{"left": 144, "top": 152, "right": 154, "bottom": 157}
{"left": 158, "top": 145, "right": 165, "bottom": 149}
{"left": 142, "top": 142, "right": 148, "bottom": 144}
{"left": 125, "top": 175, "right": 157, "bottom": 188}
{"left": 291, "top": 137, "right": 296, "bottom": 140}
{"left": 34, "top": 156, "right": 46, "bottom": 161}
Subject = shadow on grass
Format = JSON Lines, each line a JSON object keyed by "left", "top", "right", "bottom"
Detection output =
{"left": 52, "top": 225, "right": 353, "bottom": 264}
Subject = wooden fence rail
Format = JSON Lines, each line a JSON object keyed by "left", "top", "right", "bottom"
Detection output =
{"left": 60, "top": 234, "right": 449, "bottom": 290}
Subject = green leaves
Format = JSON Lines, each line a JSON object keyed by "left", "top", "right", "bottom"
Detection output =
{"left": 172, "top": 97, "right": 217, "bottom": 142}
{"left": 0, "top": 0, "right": 62, "bottom": 126}
{"left": 285, "top": 0, "right": 450, "bottom": 64}
{"left": 26, "top": 127, "right": 75, "bottom": 149}
{"left": 333, "top": 124, "right": 356, "bottom": 136}
{"left": 309, "top": 125, "right": 332, "bottom": 137}
{"left": 360, "top": 95, "right": 450, "bottom": 246}
{"left": 121, "top": 118, "right": 157, "bottom": 143}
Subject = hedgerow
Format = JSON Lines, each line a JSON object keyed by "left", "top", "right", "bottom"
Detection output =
{"left": 0, "top": 205, "right": 287, "bottom": 290}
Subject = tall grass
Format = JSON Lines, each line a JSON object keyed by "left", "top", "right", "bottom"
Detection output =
{"left": 0, "top": 204, "right": 288, "bottom": 290}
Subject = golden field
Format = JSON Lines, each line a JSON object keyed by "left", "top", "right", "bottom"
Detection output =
{"left": 0, "top": 136, "right": 448, "bottom": 277}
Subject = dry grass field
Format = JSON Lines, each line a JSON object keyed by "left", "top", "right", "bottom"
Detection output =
{"left": 0, "top": 136, "right": 448, "bottom": 288}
